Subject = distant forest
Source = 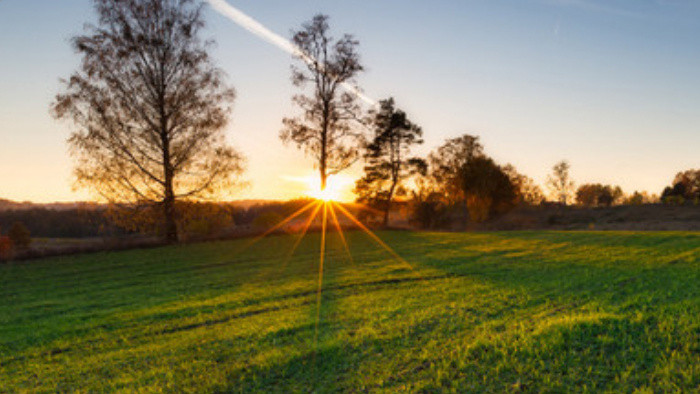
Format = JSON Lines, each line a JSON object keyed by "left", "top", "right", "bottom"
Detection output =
{"left": 0, "top": 164, "right": 698, "bottom": 240}
{"left": 0, "top": 199, "right": 315, "bottom": 239}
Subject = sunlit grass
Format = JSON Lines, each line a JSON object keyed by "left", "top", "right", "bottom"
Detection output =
{"left": 0, "top": 231, "right": 699, "bottom": 391}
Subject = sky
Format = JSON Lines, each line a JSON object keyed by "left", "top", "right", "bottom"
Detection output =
{"left": 1, "top": 0, "right": 699, "bottom": 203}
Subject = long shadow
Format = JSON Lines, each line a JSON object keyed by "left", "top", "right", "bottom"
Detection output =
{"left": 0, "top": 237, "right": 280, "bottom": 356}
{"left": 216, "top": 310, "right": 685, "bottom": 392}
{"left": 379, "top": 231, "right": 700, "bottom": 321}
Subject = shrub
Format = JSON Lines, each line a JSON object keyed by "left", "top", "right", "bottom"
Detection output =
{"left": 460, "top": 157, "right": 517, "bottom": 222}
{"left": 252, "top": 211, "right": 284, "bottom": 229}
{"left": 409, "top": 200, "right": 447, "bottom": 229}
{"left": 8, "top": 222, "right": 31, "bottom": 249}
{"left": 0, "top": 235, "right": 12, "bottom": 260}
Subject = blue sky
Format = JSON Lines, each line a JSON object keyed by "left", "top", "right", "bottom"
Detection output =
{"left": 1, "top": 0, "right": 699, "bottom": 202}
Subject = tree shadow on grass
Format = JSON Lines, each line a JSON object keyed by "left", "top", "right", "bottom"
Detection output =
{"left": 430, "top": 314, "right": 696, "bottom": 392}
{"left": 215, "top": 312, "right": 696, "bottom": 392}
{"left": 402, "top": 231, "right": 700, "bottom": 312}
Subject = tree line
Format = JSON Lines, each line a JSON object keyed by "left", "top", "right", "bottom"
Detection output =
{"left": 50, "top": 0, "right": 698, "bottom": 242}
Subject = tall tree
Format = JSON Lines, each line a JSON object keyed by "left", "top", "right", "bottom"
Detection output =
{"left": 52, "top": 0, "right": 244, "bottom": 242}
{"left": 280, "top": 14, "right": 365, "bottom": 191}
{"left": 354, "top": 98, "right": 427, "bottom": 225}
{"left": 546, "top": 160, "right": 575, "bottom": 205}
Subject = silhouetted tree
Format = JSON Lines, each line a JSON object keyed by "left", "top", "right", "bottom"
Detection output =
{"left": 502, "top": 164, "right": 544, "bottom": 205}
{"left": 546, "top": 160, "right": 575, "bottom": 205}
{"left": 52, "top": 0, "right": 244, "bottom": 243}
{"left": 576, "top": 184, "right": 623, "bottom": 207}
{"left": 0, "top": 207, "right": 125, "bottom": 238}
{"left": 625, "top": 192, "right": 644, "bottom": 205}
{"left": 428, "top": 134, "right": 484, "bottom": 204}
{"left": 409, "top": 177, "right": 448, "bottom": 229}
{"left": 598, "top": 185, "right": 623, "bottom": 207}
{"left": 661, "top": 169, "right": 700, "bottom": 204}
{"left": 459, "top": 157, "right": 517, "bottom": 222}
{"left": 624, "top": 191, "right": 655, "bottom": 205}
{"left": 8, "top": 222, "right": 31, "bottom": 249}
{"left": 281, "top": 14, "right": 365, "bottom": 191}
{"left": 576, "top": 184, "right": 598, "bottom": 207}
{"left": 354, "top": 98, "right": 427, "bottom": 225}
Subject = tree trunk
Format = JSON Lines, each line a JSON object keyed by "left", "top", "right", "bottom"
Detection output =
{"left": 163, "top": 189, "right": 178, "bottom": 243}
{"left": 382, "top": 203, "right": 390, "bottom": 227}
{"left": 384, "top": 180, "right": 397, "bottom": 227}
{"left": 161, "top": 114, "right": 178, "bottom": 243}
{"left": 163, "top": 159, "right": 178, "bottom": 243}
{"left": 320, "top": 102, "right": 329, "bottom": 191}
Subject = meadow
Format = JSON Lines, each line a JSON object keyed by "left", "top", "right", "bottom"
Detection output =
{"left": 1, "top": 230, "right": 699, "bottom": 392}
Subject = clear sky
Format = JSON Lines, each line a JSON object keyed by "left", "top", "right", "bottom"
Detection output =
{"left": 1, "top": 0, "right": 698, "bottom": 203}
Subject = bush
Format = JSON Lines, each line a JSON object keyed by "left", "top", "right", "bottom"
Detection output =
{"left": 409, "top": 200, "right": 447, "bottom": 229}
{"left": 8, "top": 222, "right": 31, "bottom": 249}
{"left": 576, "top": 184, "right": 623, "bottom": 207}
{"left": 663, "top": 195, "right": 685, "bottom": 206}
{"left": 460, "top": 157, "right": 517, "bottom": 222}
{"left": 0, "top": 235, "right": 12, "bottom": 260}
{"left": 252, "top": 211, "right": 284, "bottom": 229}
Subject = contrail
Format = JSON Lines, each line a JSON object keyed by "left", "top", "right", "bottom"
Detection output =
{"left": 206, "top": 0, "right": 376, "bottom": 106}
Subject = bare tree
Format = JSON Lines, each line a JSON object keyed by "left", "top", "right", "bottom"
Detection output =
{"left": 52, "top": 0, "right": 244, "bottom": 243}
{"left": 354, "top": 98, "right": 426, "bottom": 226}
{"left": 547, "top": 160, "right": 575, "bottom": 205}
{"left": 280, "top": 14, "right": 365, "bottom": 191}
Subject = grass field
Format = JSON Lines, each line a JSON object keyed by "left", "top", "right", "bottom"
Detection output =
{"left": 1, "top": 230, "right": 699, "bottom": 392}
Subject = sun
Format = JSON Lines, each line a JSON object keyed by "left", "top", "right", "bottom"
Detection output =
{"left": 306, "top": 175, "right": 348, "bottom": 202}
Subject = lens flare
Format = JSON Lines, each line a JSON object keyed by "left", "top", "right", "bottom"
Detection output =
{"left": 305, "top": 175, "right": 351, "bottom": 202}
{"left": 228, "top": 188, "right": 417, "bottom": 368}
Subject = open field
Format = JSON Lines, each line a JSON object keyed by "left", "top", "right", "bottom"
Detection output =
{"left": 1, "top": 231, "right": 699, "bottom": 392}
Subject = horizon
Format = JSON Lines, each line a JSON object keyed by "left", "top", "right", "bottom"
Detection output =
{"left": 1, "top": 0, "right": 699, "bottom": 203}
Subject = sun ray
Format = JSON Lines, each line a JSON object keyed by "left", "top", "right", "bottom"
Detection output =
{"left": 328, "top": 202, "right": 354, "bottom": 266}
{"left": 238, "top": 200, "right": 320, "bottom": 256}
{"left": 342, "top": 201, "right": 385, "bottom": 217}
{"left": 314, "top": 202, "right": 329, "bottom": 351}
{"left": 332, "top": 201, "right": 416, "bottom": 272}
{"left": 274, "top": 201, "right": 323, "bottom": 277}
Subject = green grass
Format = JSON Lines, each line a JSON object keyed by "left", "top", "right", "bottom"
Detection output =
{"left": 1, "top": 231, "right": 699, "bottom": 392}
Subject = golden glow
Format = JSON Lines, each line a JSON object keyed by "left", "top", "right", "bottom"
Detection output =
{"left": 305, "top": 175, "right": 351, "bottom": 202}
{"left": 283, "top": 201, "right": 323, "bottom": 265}
{"left": 314, "top": 203, "right": 328, "bottom": 346}
{"left": 328, "top": 202, "right": 354, "bottom": 265}
{"left": 332, "top": 201, "right": 415, "bottom": 272}
{"left": 233, "top": 197, "right": 417, "bottom": 358}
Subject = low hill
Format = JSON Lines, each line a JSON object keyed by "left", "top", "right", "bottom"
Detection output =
{"left": 1, "top": 231, "right": 698, "bottom": 391}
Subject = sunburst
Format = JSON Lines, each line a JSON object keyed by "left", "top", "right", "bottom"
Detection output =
{"left": 234, "top": 183, "right": 415, "bottom": 362}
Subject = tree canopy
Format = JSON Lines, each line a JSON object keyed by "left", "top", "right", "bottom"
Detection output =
{"left": 576, "top": 184, "right": 624, "bottom": 207}
{"left": 547, "top": 160, "right": 575, "bottom": 205}
{"left": 661, "top": 169, "right": 700, "bottom": 204}
{"left": 354, "top": 98, "right": 426, "bottom": 225}
{"left": 280, "top": 14, "right": 365, "bottom": 191}
{"left": 52, "top": 0, "right": 244, "bottom": 242}
{"left": 428, "top": 134, "right": 484, "bottom": 204}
